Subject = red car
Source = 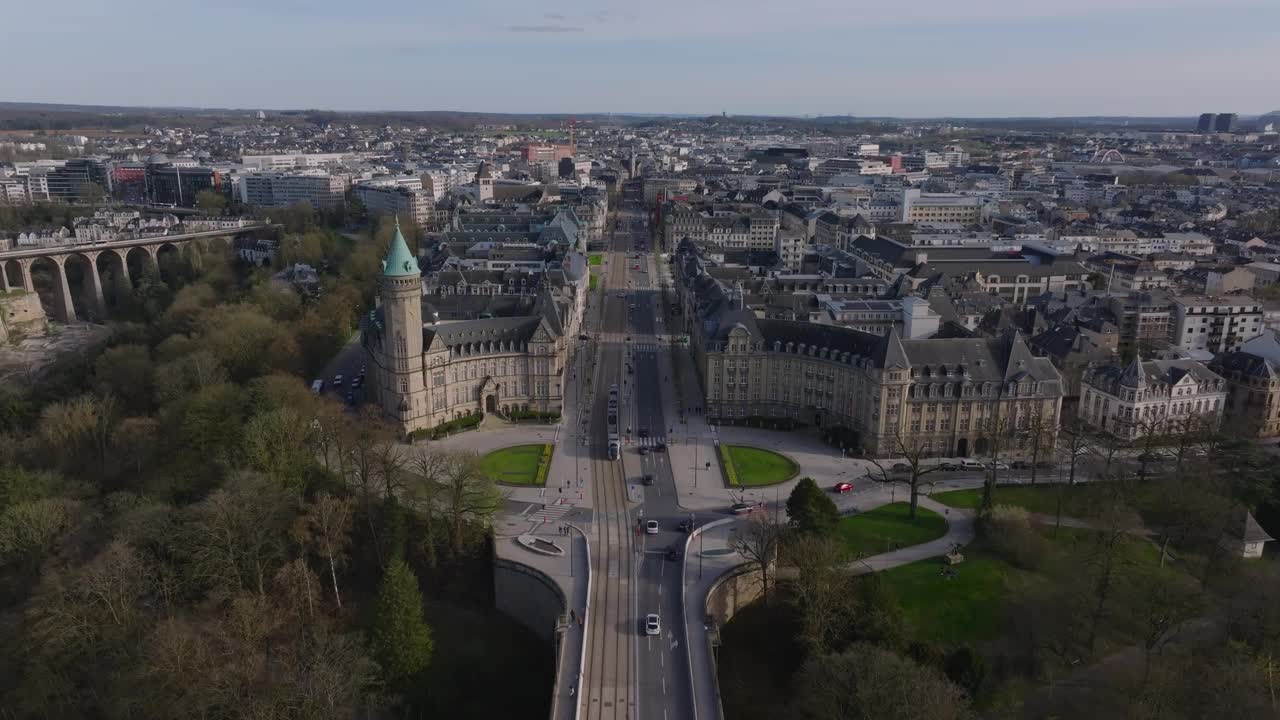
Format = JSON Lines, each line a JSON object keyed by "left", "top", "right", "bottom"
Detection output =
{"left": 833, "top": 482, "right": 854, "bottom": 494}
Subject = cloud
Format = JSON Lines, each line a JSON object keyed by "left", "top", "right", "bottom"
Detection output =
{"left": 506, "top": 23, "right": 584, "bottom": 33}
{"left": 544, "top": 12, "right": 567, "bottom": 20}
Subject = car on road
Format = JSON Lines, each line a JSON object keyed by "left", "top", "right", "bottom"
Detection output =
{"left": 677, "top": 520, "right": 694, "bottom": 533}
{"left": 311, "top": 379, "right": 324, "bottom": 394}
{"left": 665, "top": 546, "right": 680, "bottom": 561}
{"left": 730, "top": 501, "right": 765, "bottom": 515}
{"left": 653, "top": 442, "right": 667, "bottom": 452}
{"left": 351, "top": 376, "right": 362, "bottom": 389}
{"left": 645, "top": 613, "right": 661, "bottom": 636}
{"left": 638, "top": 427, "right": 649, "bottom": 438}
{"left": 642, "top": 474, "right": 654, "bottom": 486}
{"left": 359, "top": 364, "right": 367, "bottom": 376}
{"left": 638, "top": 446, "right": 649, "bottom": 456}
{"left": 891, "top": 462, "right": 912, "bottom": 473}
{"left": 988, "top": 461, "right": 1011, "bottom": 471}
{"left": 1010, "top": 460, "right": 1030, "bottom": 470}
{"left": 833, "top": 481, "right": 854, "bottom": 494}
{"left": 332, "top": 374, "right": 343, "bottom": 387}
{"left": 645, "top": 520, "right": 659, "bottom": 535}
{"left": 954, "top": 459, "right": 985, "bottom": 471}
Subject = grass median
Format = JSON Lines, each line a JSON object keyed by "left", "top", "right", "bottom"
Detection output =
{"left": 720, "top": 445, "right": 798, "bottom": 487}
{"left": 481, "top": 444, "right": 552, "bottom": 487}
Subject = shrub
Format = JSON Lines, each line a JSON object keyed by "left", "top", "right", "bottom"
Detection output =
{"left": 534, "top": 444, "right": 553, "bottom": 486}
{"left": 509, "top": 409, "right": 561, "bottom": 422}
{"left": 719, "top": 444, "right": 738, "bottom": 486}
{"left": 982, "top": 505, "right": 1048, "bottom": 571}
{"left": 429, "top": 412, "right": 483, "bottom": 439}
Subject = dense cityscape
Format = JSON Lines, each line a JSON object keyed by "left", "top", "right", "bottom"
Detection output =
{"left": 2, "top": 84, "right": 1280, "bottom": 720}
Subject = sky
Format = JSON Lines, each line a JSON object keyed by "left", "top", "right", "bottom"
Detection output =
{"left": 3, "top": 0, "right": 1279, "bottom": 117}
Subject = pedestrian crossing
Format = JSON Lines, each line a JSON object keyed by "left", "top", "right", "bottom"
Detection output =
{"left": 527, "top": 502, "right": 574, "bottom": 524}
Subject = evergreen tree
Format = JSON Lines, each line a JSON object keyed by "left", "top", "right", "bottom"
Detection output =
{"left": 370, "top": 558, "right": 433, "bottom": 686}
{"left": 786, "top": 477, "right": 840, "bottom": 536}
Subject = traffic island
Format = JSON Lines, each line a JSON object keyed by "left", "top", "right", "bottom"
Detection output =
{"left": 482, "top": 443, "right": 553, "bottom": 487}
{"left": 718, "top": 444, "right": 799, "bottom": 487}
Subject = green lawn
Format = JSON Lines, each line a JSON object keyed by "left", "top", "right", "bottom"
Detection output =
{"left": 481, "top": 444, "right": 551, "bottom": 486}
{"left": 835, "top": 502, "right": 948, "bottom": 556}
{"left": 722, "top": 445, "right": 799, "bottom": 486}
{"left": 932, "top": 483, "right": 1105, "bottom": 518}
{"left": 588, "top": 254, "right": 603, "bottom": 266}
{"left": 881, "top": 524, "right": 1166, "bottom": 646}
{"left": 881, "top": 544, "right": 1015, "bottom": 646}
{"left": 589, "top": 274, "right": 599, "bottom": 290}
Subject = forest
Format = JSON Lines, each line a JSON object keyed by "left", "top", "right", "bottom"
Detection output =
{"left": 0, "top": 211, "right": 551, "bottom": 719}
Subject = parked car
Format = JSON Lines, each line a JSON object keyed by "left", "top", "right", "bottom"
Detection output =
{"left": 1010, "top": 460, "right": 1030, "bottom": 470}
{"left": 940, "top": 462, "right": 962, "bottom": 471}
{"left": 988, "top": 461, "right": 1011, "bottom": 471}
{"left": 891, "top": 462, "right": 912, "bottom": 473}
{"left": 645, "top": 613, "right": 661, "bottom": 636}
{"left": 730, "top": 501, "right": 765, "bottom": 515}
{"left": 645, "top": 520, "right": 659, "bottom": 535}
{"left": 642, "top": 474, "right": 654, "bottom": 486}
{"left": 833, "top": 482, "right": 854, "bottom": 494}
{"left": 957, "top": 459, "right": 985, "bottom": 471}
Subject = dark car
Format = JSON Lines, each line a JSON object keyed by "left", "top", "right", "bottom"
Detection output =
{"left": 677, "top": 520, "right": 694, "bottom": 533}
{"left": 653, "top": 442, "right": 667, "bottom": 452}
{"left": 638, "top": 446, "right": 650, "bottom": 456}
{"left": 665, "top": 546, "right": 680, "bottom": 561}
{"left": 638, "top": 428, "right": 649, "bottom": 438}
{"left": 730, "top": 501, "right": 764, "bottom": 515}
{"left": 1010, "top": 460, "right": 1030, "bottom": 470}
{"left": 642, "top": 474, "right": 654, "bottom": 486}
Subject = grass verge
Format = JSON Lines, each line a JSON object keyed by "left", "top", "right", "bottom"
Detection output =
{"left": 481, "top": 444, "right": 552, "bottom": 486}
{"left": 835, "top": 502, "right": 947, "bottom": 556}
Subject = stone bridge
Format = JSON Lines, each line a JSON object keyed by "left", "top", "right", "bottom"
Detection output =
{"left": 0, "top": 224, "right": 269, "bottom": 323}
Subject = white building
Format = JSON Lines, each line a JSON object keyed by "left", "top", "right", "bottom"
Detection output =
{"left": 1078, "top": 357, "right": 1227, "bottom": 439}
{"left": 1170, "top": 295, "right": 1265, "bottom": 356}
{"left": 240, "top": 153, "right": 350, "bottom": 170}
{"left": 240, "top": 172, "right": 346, "bottom": 208}
{"left": 354, "top": 183, "right": 437, "bottom": 227}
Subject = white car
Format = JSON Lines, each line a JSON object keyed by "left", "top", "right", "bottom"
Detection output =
{"left": 645, "top": 613, "right": 661, "bottom": 636}
{"left": 645, "top": 520, "right": 659, "bottom": 535}
{"left": 332, "top": 374, "right": 344, "bottom": 387}
{"left": 988, "top": 461, "right": 1011, "bottom": 471}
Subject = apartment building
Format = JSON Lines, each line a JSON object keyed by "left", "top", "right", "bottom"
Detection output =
{"left": 1078, "top": 357, "right": 1227, "bottom": 439}
{"left": 662, "top": 201, "right": 778, "bottom": 251}
{"left": 1170, "top": 295, "right": 1265, "bottom": 355}
{"left": 354, "top": 183, "right": 440, "bottom": 228}
{"left": 1107, "top": 292, "right": 1173, "bottom": 353}
{"left": 901, "top": 190, "right": 985, "bottom": 225}
{"left": 240, "top": 172, "right": 346, "bottom": 208}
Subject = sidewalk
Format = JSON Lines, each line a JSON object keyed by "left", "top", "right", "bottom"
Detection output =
{"left": 493, "top": 520, "right": 589, "bottom": 720}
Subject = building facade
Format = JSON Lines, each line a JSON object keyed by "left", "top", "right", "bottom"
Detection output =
{"left": 1170, "top": 295, "right": 1265, "bottom": 355}
{"left": 240, "top": 172, "right": 346, "bottom": 208}
{"left": 1078, "top": 357, "right": 1227, "bottom": 439}
{"left": 366, "top": 222, "right": 570, "bottom": 434}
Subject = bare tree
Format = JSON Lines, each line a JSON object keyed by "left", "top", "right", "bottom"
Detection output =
{"left": 406, "top": 450, "right": 451, "bottom": 569}
{"left": 1023, "top": 411, "right": 1056, "bottom": 485}
{"left": 729, "top": 514, "right": 787, "bottom": 607}
{"left": 1081, "top": 501, "right": 1144, "bottom": 654}
{"left": 1058, "top": 417, "right": 1093, "bottom": 487}
{"left": 784, "top": 533, "right": 854, "bottom": 655}
{"left": 438, "top": 451, "right": 504, "bottom": 558}
{"left": 301, "top": 493, "right": 354, "bottom": 609}
{"left": 863, "top": 426, "right": 938, "bottom": 520}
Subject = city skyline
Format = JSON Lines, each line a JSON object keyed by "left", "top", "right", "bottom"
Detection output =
{"left": 5, "top": 0, "right": 1279, "bottom": 117}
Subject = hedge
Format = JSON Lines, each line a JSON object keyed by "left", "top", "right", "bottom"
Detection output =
{"left": 509, "top": 409, "right": 562, "bottom": 422}
{"left": 422, "top": 412, "right": 484, "bottom": 440}
{"left": 718, "top": 444, "right": 738, "bottom": 486}
{"left": 534, "top": 444, "right": 553, "bottom": 486}
{"left": 711, "top": 415, "right": 808, "bottom": 431}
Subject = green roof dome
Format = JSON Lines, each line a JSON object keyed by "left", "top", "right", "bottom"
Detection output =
{"left": 382, "top": 218, "right": 420, "bottom": 277}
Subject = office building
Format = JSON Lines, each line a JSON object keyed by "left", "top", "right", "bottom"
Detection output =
{"left": 1078, "top": 357, "right": 1226, "bottom": 439}
{"left": 147, "top": 165, "right": 221, "bottom": 207}
{"left": 240, "top": 172, "right": 346, "bottom": 209}
{"left": 1197, "top": 113, "right": 1215, "bottom": 133}
{"left": 1215, "top": 113, "right": 1238, "bottom": 134}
